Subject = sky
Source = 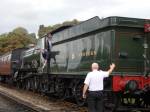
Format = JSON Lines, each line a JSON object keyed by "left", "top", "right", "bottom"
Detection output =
{"left": 0, "top": 0, "right": 150, "bottom": 36}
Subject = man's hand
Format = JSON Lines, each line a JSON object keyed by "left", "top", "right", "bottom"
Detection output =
{"left": 108, "top": 63, "right": 116, "bottom": 74}
{"left": 82, "top": 84, "right": 88, "bottom": 99}
{"left": 83, "top": 94, "right": 86, "bottom": 99}
{"left": 110, "top": 63, "right": 115, "bottom": 69}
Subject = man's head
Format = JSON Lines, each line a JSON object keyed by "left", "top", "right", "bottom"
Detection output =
{"left": 47, "top": 33, "right": 52, "bottom": 40}
{"left": 91, "top": 63, "right": 99, "bottom": 71}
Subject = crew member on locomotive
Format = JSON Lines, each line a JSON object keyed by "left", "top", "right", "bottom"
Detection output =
{"left": 46, "top": 33, "right": 52, "bottom": 51}
{"left": 41, "top": 49, "right": 48, "bottom": 69}
{"left": 83, "top": 63, "right": 116, "bottom": 112}
{"left": 42, "top": 33, "right": 52, "bottom": 70}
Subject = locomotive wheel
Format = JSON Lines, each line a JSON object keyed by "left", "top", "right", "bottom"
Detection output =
{"left": 30, "top": 78, "right": 34, "bottom": 91}
{"left": 30, "top": 76, "right": 38, "bottom": 92}
{"left": 73, "top": 82, "right": 85, "bottom": 106}
{"left": 33, "top": 76, "right": 39, "bottom": 92}
{"left": 25, "top": 79, "right": 31, "bottom": 90}
{"left": 16, "top": 81, "right": 22, "bottom": 89}
{"left": 22, "top": 80, "right": 26, "bottom": 89}
{"left": 55, "top": 79, "right": 66, "bottom": 99}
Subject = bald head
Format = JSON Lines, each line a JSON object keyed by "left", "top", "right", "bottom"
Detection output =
{"left": 91, "top": 63, "right": 99, "bottom": 70}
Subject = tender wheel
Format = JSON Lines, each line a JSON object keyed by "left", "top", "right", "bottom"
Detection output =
{"left": 55, "top": 79, "right": 66, "bottom": 99}
{"left": 73, "top": 82, "right": 85, "bottom": 106}
{"left": 39, "top": 79, "right": 49, "bottom": 93}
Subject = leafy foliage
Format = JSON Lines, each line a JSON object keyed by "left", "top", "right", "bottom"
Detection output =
{"left": 0, "top": 27, "right": 37, "bottom": 55}
{"left": 12, "top": 27, "right": 28, "bottom": 36}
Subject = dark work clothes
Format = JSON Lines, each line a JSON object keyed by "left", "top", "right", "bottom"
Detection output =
{"left": 87, "top": 91, "right": 103, "bottom": 112}
{"left": 42, "top": 51, "right": 48, "bottom": 60}
{"left": 46, "top": 39, "right": 52, "bottom": 51}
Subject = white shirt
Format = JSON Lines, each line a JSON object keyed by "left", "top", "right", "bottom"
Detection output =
{"left": 84, "top": 70, "right": 109, "bottom": 91}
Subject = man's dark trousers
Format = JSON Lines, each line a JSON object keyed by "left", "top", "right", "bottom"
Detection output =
{"left": 87, "top": 91, "right": 103, "bottom": 112}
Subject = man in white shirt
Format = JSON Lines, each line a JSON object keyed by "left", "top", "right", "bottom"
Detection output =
{"left": 83, "top": 63, "right": 115, "bottom": 112}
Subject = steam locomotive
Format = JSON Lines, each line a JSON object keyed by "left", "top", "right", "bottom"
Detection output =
{"left": 0, "top": 16, "right": 150, "bottom": 111}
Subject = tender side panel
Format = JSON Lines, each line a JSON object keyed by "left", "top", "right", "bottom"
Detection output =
{"left": 50, "top": 30, "right": 113, "bottom": 73}
{"left": 115, "top": 28, "right": 145, "bottom": 73}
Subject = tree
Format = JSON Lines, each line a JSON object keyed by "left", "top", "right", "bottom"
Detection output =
{"left": 28, "top": 33, "right": 37, "bottom": 43}
{"left": 0, "top": 27, "right": 37, "bottom": 54}
{"left": 12, "top": 27, "right": 28, "bottom": 36}
{"left": 0, "top": 33, "right": 8, "bottom": 38}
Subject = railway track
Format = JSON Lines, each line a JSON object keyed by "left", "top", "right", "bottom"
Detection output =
{"left": 0, "top": 84, "right": 87, "bottom": 112}
{"left": 0, "top": 90, "right": 45, "bottom": 112}
{"left": 0, "top": 92, "right": 37, "bottom": 112}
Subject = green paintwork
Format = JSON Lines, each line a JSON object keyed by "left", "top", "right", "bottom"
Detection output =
{"left": 23, "top": 16, "right": 150, "bottom": 75}
{"left": 22, "top": 48, "right": 41, "bottom": 68}
{"left": 51, "top": 16, "right": 150, "bottom": 74}
{"left": 51, "top": 30, "right": 113, "bottom": 74}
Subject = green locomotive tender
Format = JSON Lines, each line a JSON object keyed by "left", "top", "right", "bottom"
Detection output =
{"left": 0, "top": 16, "right": 150, "bottom": 111}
